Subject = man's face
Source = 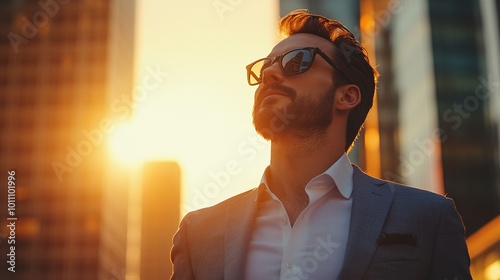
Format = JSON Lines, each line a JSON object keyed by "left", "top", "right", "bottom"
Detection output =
{"left": 252, "top": 33, "right": 337, "bottom": 142}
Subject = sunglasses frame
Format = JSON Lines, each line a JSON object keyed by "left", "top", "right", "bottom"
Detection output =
{"left": 245, "top": 47, "right": 344, "bottom": 86}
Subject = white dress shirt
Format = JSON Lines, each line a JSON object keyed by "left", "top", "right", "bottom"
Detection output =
{"left": 244, "top": 153, "right": 354, "bottom": 280}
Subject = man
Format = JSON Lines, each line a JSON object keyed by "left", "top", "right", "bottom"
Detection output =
{"left": 171, "top": 10, "right": 471, "bottom": 280}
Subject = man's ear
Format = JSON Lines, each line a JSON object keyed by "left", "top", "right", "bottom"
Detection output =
{"left": 335, "top": 84, "right": 361, "bottom": 111}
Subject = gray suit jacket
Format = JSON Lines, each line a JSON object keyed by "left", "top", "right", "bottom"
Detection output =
{"left": 171, "top": 165, "right": 472, "bottom": 279}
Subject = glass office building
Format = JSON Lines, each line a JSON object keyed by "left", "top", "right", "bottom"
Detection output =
{"left": 0, "top": 1, "right": 135, "bottom": 279}
{"left": 384, "top": 0, "right": 500, "bottom": 235}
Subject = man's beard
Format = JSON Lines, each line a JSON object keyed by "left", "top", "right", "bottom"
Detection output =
{"left": 252, "top": 85, "right": 335, "bottom": 142}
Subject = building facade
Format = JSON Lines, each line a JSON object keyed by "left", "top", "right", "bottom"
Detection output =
{"left": 0, "top": 0, "right": 135, "bottom": 279}
{"left": 383, "top": 0, "right": 500, "bottom": 235}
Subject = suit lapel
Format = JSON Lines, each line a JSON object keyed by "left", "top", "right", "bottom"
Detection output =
{"left": 338, "top": 166, "right": 395, "bottom": 280}
{"left": 223, "top": 188, "right": 259, "bottom": 279}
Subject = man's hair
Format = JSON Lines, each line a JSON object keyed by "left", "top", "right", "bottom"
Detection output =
{"left": 278, "top": 10, "right": 379, "bottom": 152}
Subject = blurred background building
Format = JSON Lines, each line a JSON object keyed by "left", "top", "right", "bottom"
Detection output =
{"left": 140, "top": 162, "right": 180, "bottom": 279}
{"left": 0, "top": 1, "right": 135, "bottom": 279}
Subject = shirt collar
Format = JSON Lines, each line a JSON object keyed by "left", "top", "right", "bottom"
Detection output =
{"left": 255, "top": 167, "right": 272, "bottom": 202}
{"left": 256, "top": 153, "right": 354, "bottom": 201}
{"left": 320, "top": 153, "right": 353, "bottom": 199}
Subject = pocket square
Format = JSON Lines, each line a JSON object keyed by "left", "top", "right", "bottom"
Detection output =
{"left": 377, "top": 232, "right": 417, "bottom": 246}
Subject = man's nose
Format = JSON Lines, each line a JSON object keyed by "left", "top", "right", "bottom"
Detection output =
{"left": 261, "top": 61, "right": 285, "bottom": 84}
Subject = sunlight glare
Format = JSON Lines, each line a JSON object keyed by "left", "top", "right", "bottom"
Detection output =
{"left": 109, "top": 0, "right": 279, "bottom": 223}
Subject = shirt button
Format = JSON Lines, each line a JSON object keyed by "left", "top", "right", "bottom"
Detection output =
{"left": 287, "top": 262, "right": 293, "bottom": 268}
{"left": 280, "top": 216, "right": 287, "bottom": 224}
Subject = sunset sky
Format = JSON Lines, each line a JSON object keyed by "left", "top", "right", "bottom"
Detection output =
{"left": 108, "top": 0, "right": 280, "bottom": 214}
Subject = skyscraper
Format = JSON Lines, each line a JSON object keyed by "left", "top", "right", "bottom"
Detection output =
{"left": 0, "top": 1, "right": 135, "bottom": 279}
{"left": 280, "top": 0, "right": 360, "bottom": 32}
{"left": 140, "top": 161, "right": 181, "bottom": 279}
{"left": 379, "top": 0, "right": 500, "bottom": 235}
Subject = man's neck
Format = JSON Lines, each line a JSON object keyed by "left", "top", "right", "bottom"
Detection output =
{"left": 269, "top": 141, "right": 344, "bottom": 193}
{"left": 266, "top": 133, "right": 345, "bottom": 224}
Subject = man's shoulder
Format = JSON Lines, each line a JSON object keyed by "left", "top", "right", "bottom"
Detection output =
{"left": 353, "top": 164, "right": 450, "bottom": 203}
{"left": 185, "top": 187, "right": 258, "bottom": 220}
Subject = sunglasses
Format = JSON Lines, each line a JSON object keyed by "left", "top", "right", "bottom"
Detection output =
{"left": 245, "top": 47, "right": 343, "bottom": 86}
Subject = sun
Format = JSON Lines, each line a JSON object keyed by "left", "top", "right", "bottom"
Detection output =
{"left": 107, "top": 0, "right": 279, "bottom": 216}
{"left": 106, "top": 119, "right": 147, "bottom": 167}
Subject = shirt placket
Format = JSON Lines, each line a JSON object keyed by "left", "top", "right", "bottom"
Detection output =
{"left": 268, "top": 197, "right": 294, "bottom": 279}
{"left": 278, "top": 178, "right": 333, "bottom": 280}
{"left": 280, "top": 207, "right": 312, "bottom": 280}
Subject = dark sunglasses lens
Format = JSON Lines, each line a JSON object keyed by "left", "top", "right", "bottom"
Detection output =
{"left": 281, "top": 49, "right": 313, "bottom": 75}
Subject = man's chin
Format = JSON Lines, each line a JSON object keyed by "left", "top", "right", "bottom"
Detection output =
{"left": 253, "top": 115, "right": 279, "bottom": 141}
{"left": 253, "top": 113, "right": 330, "bottom": 143}
{"left": 253, "top": 119, "right": 274, "bottom": 141}
{"left": 253, "top": 117, "right": 295, "bottom": 143}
